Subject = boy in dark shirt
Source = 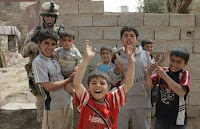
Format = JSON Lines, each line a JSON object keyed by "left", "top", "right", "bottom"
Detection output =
{"left": 146, "top": 47, "right": 191, "bottom": 129}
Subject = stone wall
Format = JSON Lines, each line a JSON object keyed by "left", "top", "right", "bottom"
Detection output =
{"left": 1, "top": 0, "right": 200, "bottom": 128}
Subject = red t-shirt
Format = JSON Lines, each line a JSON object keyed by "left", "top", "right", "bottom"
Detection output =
{"left": 75, "top": 86, "right": 126, "bottom": 129}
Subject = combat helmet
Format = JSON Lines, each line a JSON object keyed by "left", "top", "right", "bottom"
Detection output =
{"left": 40, "top": 1, "right": 59, "bottom": 17}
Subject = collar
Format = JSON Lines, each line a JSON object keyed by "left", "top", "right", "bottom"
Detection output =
{"left": 39, "top": 53, "right": 53, "bottom": 61}
{"left": 168, "top": 68, "right": 183, "bottom": 75}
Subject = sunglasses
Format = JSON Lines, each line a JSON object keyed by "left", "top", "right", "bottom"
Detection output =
{"left": 43, "top": 14, "right": 56, "bottom": 18}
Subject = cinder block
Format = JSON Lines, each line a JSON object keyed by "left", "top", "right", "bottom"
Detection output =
{"left": 170, "top": 14, "right": 195, "bottom": 27}
{"left": 104, "top": 27, "right": 121, "bottom": 40}
{"left": 155, "top": 27, "right": 180, "bottom": 40}
{"left": 190, "top": 86, "right": 200, "bottom": 93}
{"left": 181, "top": 28, "right": 195, "bottom": 40}
{"left": 188, "top": 54, "right": 200, "bottom": 67}
{"left": 63, "top": 14, "right": 92, "bottom": 27}
{"left": 186, "top": 67, "right": 200, "bottom": 80}
{"left": 187, "top": 106, "right": 200, "bottom": 118}
{"left": 194, "top": 40, "right": 200, "bottom": 53}
{"left": 153, "top": 40, "right": 193, "bottom": 53}
{"left": 118, "top": 13, "right": 144, "bottom": 27}
{"left": 144, "top": 13, "right": 169, "bottom": 26}
{"left": 93, "top": 14, "right": 118, "bottom": 26}
{"left": 78, "top": 27, "right": 103, "bottom": 40}
{"left": 195, "top": 28, "right": 200, "bottom": 39}
{"left": 79, "top": 1, "right": 104, "bottom": 14}
{"left": 196, "top": 15, "right": 200, "bottom": 27}
{"left": 59, "top": 1, "right": 79, "bottom": 15}
{"left": 75, "top": 39, "right": 120, "bottom": 52}
{"left": 137, "top": 27, "right": 155, "bottom": 41}
{"left": 188, "top": 93, "right": 200, "bottom": 106}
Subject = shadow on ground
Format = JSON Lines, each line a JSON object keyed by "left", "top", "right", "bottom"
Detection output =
{"left": 0, "top": 108, "right": 79, "bottom": 129}
{"left": 0, "top": 109, "right": 41, "bottom": 129}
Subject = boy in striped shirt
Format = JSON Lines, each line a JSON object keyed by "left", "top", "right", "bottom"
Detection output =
{"left": 73, "top": 41, "right": 136, "bottom": 129}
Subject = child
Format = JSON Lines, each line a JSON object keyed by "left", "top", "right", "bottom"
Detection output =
{"left": 96, "top": 47, "right": 115, "bottom": 72}
{"left": 73, "top": 40, "right": 136, "bottom": 129}
{"left": 108, "top": 25, "right": 152, "bottom": 129}
{"left": 55, "top": 30, "right": 82, "bottom": 94}
{"left": 141, "top": 39, "right": 170, "bottom": 107}
{"left": 32, "top": 29, "right": 74, "bottom": 129}
{"left": 96, "top": 47, "right": 116, "bottom": 91}
{"left": 146, "top": 47, "right": 191, "bottom": 129}
{"left": 55, "top": 29, "right": 82, "bottom": 78}
{"left": 141, "top": 39, "right": 170, "bottom": 66}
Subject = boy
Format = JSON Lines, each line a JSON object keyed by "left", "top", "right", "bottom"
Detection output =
{"left": 146, "top": 47, "right": 191, "bottom": 129}
{"left": 55, "top": 29, "right": 82, "bottom": 79}
{"left": 73, "top": 40, "right": 136, "bottom": 129}
{"left": 141, "top": 39, "right": 170, "bottom": 66}
{"left": 141, "top": 39, "right": 170, "bottom": 107}
{"left": 96, "top": 47, "right": 115, "bottom": 72}
{"left": 108, "top": 25, "right": 152, "bottom": 129}
{"left": 96, "top": 47, "right": 116, "bottom": 91}
{"left": 20, "top": 1, "right": 60, "bottom": 123}
{"left": 32, "top": 29, "right": 74, "bottom": 129}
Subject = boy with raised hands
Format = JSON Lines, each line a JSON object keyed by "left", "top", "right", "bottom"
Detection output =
{"left": 73, "top": 40, "right": 136, "bottom": 129}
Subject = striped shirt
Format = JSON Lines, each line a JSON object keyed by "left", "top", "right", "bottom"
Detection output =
{"left": 75, "top": 86, "right": 126, "bottom": 129}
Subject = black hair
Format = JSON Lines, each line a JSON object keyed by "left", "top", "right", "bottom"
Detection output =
{"left": 100, "top": 47, "right": 112, "bottom": 54}
{"left": 120, "top": 25, "right": 139, "bottom": 39}
{"left": 38, "top": 29, "right": 59, "bottom": 43}
{"left": 170, "top": 47, "right": 190, "bottom": 63}
{"left": 88, "top": 70, "right": 109, "bottom": 86}
{"left": 141, "top": 39, "right": 153, "bottom": 47}
{"left": 59, "top": 30, "right": 75, "bottom": 40}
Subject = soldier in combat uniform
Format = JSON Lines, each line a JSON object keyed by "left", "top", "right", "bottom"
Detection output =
{"left": 20, "top": 1, "right": 60, "bottom": 123}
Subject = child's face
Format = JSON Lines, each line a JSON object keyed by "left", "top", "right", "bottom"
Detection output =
{"left": 88, "top": 77, "right": 110, "bottom": 103}
{"left": 121, "top": 30, "right": 137, "bottom": 48}
{"left": 60, "top": 36, "right": 74, "bottom": 50}
{"left": 169, "top": 55, "right": 188, "bottom": 72}
{"left": 39, "top": 38, "right": 57, "bottom": 57}
{"left": 144, "top": 43, "right": 153, "bottom": 55}
{"left": 100, "top": 50, "right": 112, "bottom": 64}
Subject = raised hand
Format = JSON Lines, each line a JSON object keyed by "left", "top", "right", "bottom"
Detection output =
{"left": 163, "top": 50, "right": 170, "bottom": 60}
{"left": 148, "top": 62, "right": 158, "bottom": 73}
{"left": 84, "top": 40, "right": 97, "bottom": 60}
{"left": 125, "top": 45, "right": 136, "bottom": 63}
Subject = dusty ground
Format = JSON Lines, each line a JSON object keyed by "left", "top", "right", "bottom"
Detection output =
{"left": 0, "top": 57, "right": 35, "bottom": 107}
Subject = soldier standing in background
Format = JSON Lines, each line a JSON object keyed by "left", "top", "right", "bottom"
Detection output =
{"left": 20, "top": 1, "right": 60, "bottom": 123}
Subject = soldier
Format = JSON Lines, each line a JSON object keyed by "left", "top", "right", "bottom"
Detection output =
{"left": 20, "top": 1, "right": 60, "bottom": 123}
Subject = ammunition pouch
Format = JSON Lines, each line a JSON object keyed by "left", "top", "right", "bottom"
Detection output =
{"left": 25, "top": 63, "right": 42, "bottom": 96}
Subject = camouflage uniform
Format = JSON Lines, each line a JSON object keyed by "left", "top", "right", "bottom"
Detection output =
{"left": 20, "top": 1, "right": 59, "bottom": 123}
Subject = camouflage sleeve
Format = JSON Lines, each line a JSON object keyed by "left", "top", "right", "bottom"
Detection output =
{"left": 20, "top": 30, "right": 34, "bottom": 58}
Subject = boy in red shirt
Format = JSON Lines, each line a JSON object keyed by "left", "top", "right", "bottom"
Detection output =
{"left": 73, "top": 41, "right": 136, "bottom": 129}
